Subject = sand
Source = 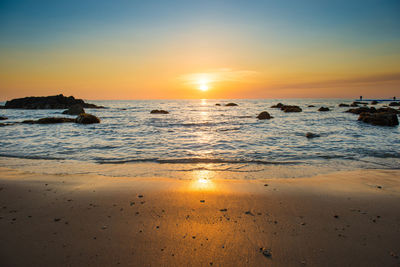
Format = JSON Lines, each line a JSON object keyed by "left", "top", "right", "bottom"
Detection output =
{"left": 0, "top": 167, "right": 400, "bottom": 266}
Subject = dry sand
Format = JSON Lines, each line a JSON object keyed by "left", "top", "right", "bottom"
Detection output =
{"left": 0, "top": 167, "right": 400, "bottom": 266}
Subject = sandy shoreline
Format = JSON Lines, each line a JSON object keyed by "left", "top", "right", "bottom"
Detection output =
{"left": 0, "top": 167, "right": 400, "bottom": 266}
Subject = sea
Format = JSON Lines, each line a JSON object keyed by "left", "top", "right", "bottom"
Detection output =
{"left": 0, "top": 99, "right": 399, "bottom": 179}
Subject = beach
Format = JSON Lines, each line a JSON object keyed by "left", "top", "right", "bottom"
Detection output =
{"left": 1, "top": 167, "right": 399, "bottom": 266}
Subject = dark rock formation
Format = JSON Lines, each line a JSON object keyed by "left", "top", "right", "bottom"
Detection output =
{"left": 2, "top": 94, "right": 104, "bottom": 109}
{"left": 150, "top": 110, "right": 169, "bottom": 114}
{"left": 371, "top": 101, "right": 378, "bottom": 105}
{"left": 62, "top": 104, "right": 85, "bottom": 115}
{"left": 346, "top": 107, "right": 376, "bottom": 114}
{"left": 350, "top": 103, "right": 359, "bottom": 107}
{"left": 22, "top": 117, "right": 76, "bottom": 124}
{"left": 338, "top": 103, "right": 350, "bottom": 107}
{"left": 257, "top": 111, "right": 273, "bottom": 120}
{"left": 281, "top": 105, "right": 302, "bottom": 112}
{"left": 358, "top": 112, "right": 399, "bottom": 126}
{"left": 377, "top": 107, "right": 400, "bottom": 114}
{"left": 271, "top": 103, "right": 284, "bottom": 108}
{"left": 215, "top": 104, "right": 221, "bottom": 106}
{"left": 225, "top": 103, "right": 238, "bottom": 106}
{"left": 318, "top": 107, "right": 330, "bottom": 112}
{"left": 308, "top": 105, "right": 315, "bottom": 107}
{"left": 306, "top": 132, "right": 320, "bottom": 138}
{"left": 76, "top": 113, "right": 100, "bottom": 124}
{"left": 0, "top": 116, "right": 7, "bottom": 120}
{"left": 353, "top": 101, "right": 368, "bottom": 105}
{"left": 389, "top": 102, "right": 400, "bottom": 107}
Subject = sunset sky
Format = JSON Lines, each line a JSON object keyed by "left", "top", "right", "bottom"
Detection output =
{"left": 1, "top": 0, "right": 399, "bottom": 100}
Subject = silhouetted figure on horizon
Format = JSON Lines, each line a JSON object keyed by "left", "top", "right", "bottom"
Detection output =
{"left": 394, "top": 96, "right": 396, "bottom": 100}
{"left": 360, "top": 96, "right": 363, "bottom": 100}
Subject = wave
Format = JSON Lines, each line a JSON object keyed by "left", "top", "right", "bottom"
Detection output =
{"left": 96, "top": 157, "right": 303, "bottom": 165}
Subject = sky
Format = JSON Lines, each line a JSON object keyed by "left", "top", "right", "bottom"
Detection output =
{"left": 0, "top": 0, "right": 399, "bottom": 100}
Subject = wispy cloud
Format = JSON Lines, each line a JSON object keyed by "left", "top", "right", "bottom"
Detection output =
{"left": 180, "top": 68, "right": 259, "bottom": 86}
{"left": 273, "top": 72, "right": 400, "bottom": 89}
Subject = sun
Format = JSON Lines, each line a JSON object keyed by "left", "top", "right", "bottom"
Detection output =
{"left": 199, "top": 83, "right": 209, "bottom": 91}
{"left": 198, "top": 79, "right": 210, "bottom": 91}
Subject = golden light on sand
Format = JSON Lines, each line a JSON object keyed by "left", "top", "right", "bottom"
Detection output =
{"left": 189, "top": 169, "right": 216, "bottom": 191}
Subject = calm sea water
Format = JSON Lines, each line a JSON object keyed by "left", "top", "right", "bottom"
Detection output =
{"left": 0, "top": 99, "right": 399, "bottom": 179}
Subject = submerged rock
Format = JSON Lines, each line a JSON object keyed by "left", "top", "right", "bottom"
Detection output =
{"left": 308, "top": 105, "right": 315, "bottom": 107}
{"left": 371, "top": 101, "right": 378, "bottom": 105}
{"left": 22, "top": 117, "right": 76, "bottom": 124}
{"left": 377, "top": 107, "right": 400, "bottom": 114}
{"left": 215, "top": 103, "right": 221, "bottom": 106}
{"left": 305, "top": 132, "right": 320, "bottom": 138}
{"left": 389, "top": 102, "right": 400, "bottom": 107}
{"left": 271, "top": 103, "right": 284, "bottom": 108}
{"left": 339, "top": 103, "right": 350, "bottom": 107}
{"left": 3, "top": 94, "right": 104, "bottom": 109}
{"left": 0, "top": 116, "right": 7, "bottom": 120}
{"left": 346, "top": 107, "right": 376, "bottom": 114}
{"left": 225, "top": 103, "right": 238, "bottom": 106}
{"left": 62, "top": 104, "right": 85, "bottom": 115}
{"left": 318, "top": 107, "right": 330, "bottom": 112}
{"left": 150, "top": 110, "right": 169, "bottom": 114}
{"left": 76, "top": 113, "right": 100, "bottom": 124}
{"left": 358, "top": 112, "right": 399, "bottom": 126}
{"left": 257, "top": 111, "right": 273, "bottom": 120}
{"left": 281, "top": 105, "right": 302, "bottom": 112}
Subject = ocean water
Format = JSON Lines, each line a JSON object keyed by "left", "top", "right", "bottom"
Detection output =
{"left": 0, "top": 99, "right": 399, "bottom": 179}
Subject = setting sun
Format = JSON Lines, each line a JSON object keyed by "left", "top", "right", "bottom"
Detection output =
{"left": 199, "top": 83, "right": 209, "bottom": 91}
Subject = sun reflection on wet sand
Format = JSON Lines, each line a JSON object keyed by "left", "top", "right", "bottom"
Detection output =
{"left": 189, "top": 169, "right": 216, "bottom": 191}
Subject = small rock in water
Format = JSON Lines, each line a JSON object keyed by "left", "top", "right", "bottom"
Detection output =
{"left": 318, "top": 107, "right": 330, "bottom": 112}
{"left": 334, "top": 215, "right": 339, "bottom": 219}
{"left": 0, "top": 116, "right": 8, "bottom": 120}
{"left": 150, "top": 110, "right": 169, "bottom": 114}
{"left": 220, "top": 208, "right": 227, "bottom": 212}
{"left": 245, "top": 211, "right": 255, "bottom": 216}
{"left": 76, "top": 113, "right": 100, "bottom": 124}
{"left": 215, "top": 103, "right": 221, "bottom": 106}
{"left": 260, "top": 247, "right": 272, "bottom": 258}
{"left": 257, "top": 111, "right": 273, "bottom": 120}
{"left": 138, "top": 195, "right": 144, "bottom": 198}
{"left": 377, "top": 185, "right": 382, "bottom": 189}
{"left": 264, "top": 184, "right": 269, "bottom": 186}
{"left": 225, "top": 103, "right": 238, "bottom": 106}
{"left": 306, "top": 132, "right": 320, "bottom": 139}
{"left": 54, "top": 218, "right": 61, "bottom": 222}
{"left": 200, "top": 200, "right": 205, "bottom": 203}
{"left": 308, "top": 105, "right": 315, "bottom": 107}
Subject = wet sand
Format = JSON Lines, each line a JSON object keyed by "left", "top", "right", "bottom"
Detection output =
{"left": 0, "top": 167, "right": 399, "bottom": 266}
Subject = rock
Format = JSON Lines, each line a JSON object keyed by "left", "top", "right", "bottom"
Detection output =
{"left": 346, "top": 107, "right": 376, "bottom": 114}
{"left": 76, "top": 113, "right": 100, "bottom": 124}
{"left": 62, "top": 104, "right": 85, "bottom": 115}
{"left": 257, "top": 111, "right": 273, "bottom": 120}
{"left": 339, "top": 103, "right": 350, "bottom": 107}
{"left": 4, "top": 94, "right": 104, "bottom": 109}
{"left": 358, "top": 112, "right": 399, "bottom": 126}
{"left": 353, "top": 101, "right": 368, "bottom": 105}
{"left": 281, "top": 105, "right": 302, "bottom": 112}
{"left": 271, "top": 103, "right": 284, "bottom": 108}
{"left": 215, "top": 104, "right": 221, "bottom": 106}
{"left": 22, "top": 117, "right": 76, "bottom": 124}
{"left": 150, "top": 110, "right": 169, "bottom": 114}
{"left": 305, "top": 132, "right": 320, "bottom": 138}
{"left": 389, "top": 102, "right": 400, "bottom": 106}
{"left": 318, "top": 107, "right": 330, "bottom": 112}
{"left": 260, "top": 248, "right": 272, "bottom": 258}
{"left": 225, "top": 103, "right": 238, "bottom": 106}
{"left": 371, "top": 101, "right": 378, "bottom": 105}
{"left": 376, "top": 107, "right": 400, "bottom": 114}
{"left": 0, "top": 116, "right": 7, "bottom": 120}
{"left": 350, "top": 103, "right": 359, "bottom": 107}
{"left": 308, "top": 105, "right": 315, "bottom": 107}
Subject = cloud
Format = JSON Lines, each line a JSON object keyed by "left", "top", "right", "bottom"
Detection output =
{"left": 180, "top": 68, "right": 259, "bottom": 85}
{"left": 273, "top": 72, "right": 400, "bottom": 90}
